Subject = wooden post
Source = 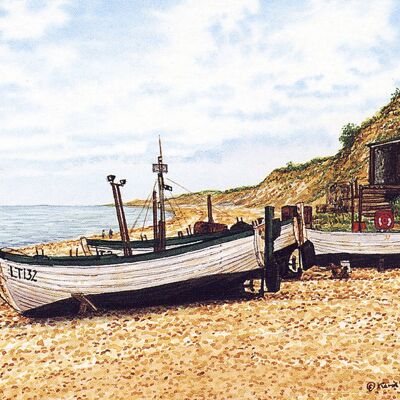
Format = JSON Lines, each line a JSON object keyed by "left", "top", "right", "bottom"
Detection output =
{"left": 207, "top": 194, "right": 214, "bottom": 223}
{"left": 350, "top": 180, "right": 355, "bottom": 231}
{"left": 369, "top": 147, "right": 375, "bottom": 185}
{"left": 295, "top": 203, "right": 307, "bottom": 246}
{"left": 354, "top": 178, "right": 359, "bottom": 198}
{"left": 152, "top": 190, "right": 159, "bottom": 252}
{"left": 358, "top": 185, "right": 363, "bottom": 232}
{"left": 265, "top": 206, "right": 280, "bottom": 293}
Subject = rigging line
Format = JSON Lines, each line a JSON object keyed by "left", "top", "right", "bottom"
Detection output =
{"left": 165, "top": 177, "right": 235, "bottom": 220}
{"left": 164, "top": 195, "right": 182, "bottom": 231}
{"left": 130, "top": 194, "right": 150, "bottom": 232}
{"left": 140, "top": 198, "right": 152, "bottom": 237}
{"left": 139, "top": 181, "right": 157, "bottom": 237}
{"left": 130, "top": 180, "right": 157, "bottom": 232}
{"left": 165, "top": 192, "right": 191, "bottom": 232}
{"left": 166, "top": 190, "right": 192, "bottom": 228}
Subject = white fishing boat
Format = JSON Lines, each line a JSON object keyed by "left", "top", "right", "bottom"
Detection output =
{"left": 307, "top": 229, "right": 400, "bottom": 255}
{"left": 0, "top": 229, "right": 260, "bottom": 316}
{"left": 305, "top": 228, "right": 400, "bottom": 267}
{"left": 0, "top": 141, "right": 268, "bottom": 316}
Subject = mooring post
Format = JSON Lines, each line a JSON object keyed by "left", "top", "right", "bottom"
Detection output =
{"left": 358, "top": 185, "right": 363, "bottom": 232}
{"left": 350, "top": 180, "right": 355, "bottom": 232}
{"left": 265, "top": 206, "right": 280, "bottom": 293}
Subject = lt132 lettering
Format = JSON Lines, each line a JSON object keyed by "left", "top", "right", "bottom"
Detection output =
{"left": 9, "top": 265, "right": 37, "bottom": 282}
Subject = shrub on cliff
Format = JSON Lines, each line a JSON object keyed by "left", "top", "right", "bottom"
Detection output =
{"left": 339, "top": 123, "right": 360, "bottom": 150}
{"left": 391, "top": 87, "right": 400, "bottom": 101}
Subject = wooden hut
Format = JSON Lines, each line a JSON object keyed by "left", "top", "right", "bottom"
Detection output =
{"left": 359, "top": 138, "right": 400, "bottom": 217}
{"left": 368, "top": 138, "right": 400, "bottom": 185}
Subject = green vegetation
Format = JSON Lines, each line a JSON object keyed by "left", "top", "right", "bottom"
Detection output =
{"left": 339, "top": 123, "right": 360, "bottom": 150}
{"left": 391, "top": 87, "right": 400, "bottom": 101}
{"left": 313, "top": 212, "right": 375, "bottom": 232}
{"left": 176, "top": 190, "right": 222, "bottom": 199}
{"left": 223, "top": 185, "right": 256, "bottom": 194}
{"left": 275, "top": 156, "right": 330, "bottom": 173}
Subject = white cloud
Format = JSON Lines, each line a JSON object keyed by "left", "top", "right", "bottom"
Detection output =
{"left": 0, "top": 0, "right": 399, "bottom": 203}
{"left": 0, "top": 0, "right": 70, "bottom": 40}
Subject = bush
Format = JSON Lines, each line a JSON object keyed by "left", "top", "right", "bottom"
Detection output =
{"left": 391, "top": 87, "right": 400, "bottom": 101}
{"left": 339, "top": 123, "right": 360, "bottom": 150}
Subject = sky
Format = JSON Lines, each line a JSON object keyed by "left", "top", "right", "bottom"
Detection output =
{"left": 0, "top": 0, "right": 400, "bottom": 205}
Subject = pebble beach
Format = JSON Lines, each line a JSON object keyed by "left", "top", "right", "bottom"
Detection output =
{"left": 1, "top": 267, "right": 400, "bottom": 399}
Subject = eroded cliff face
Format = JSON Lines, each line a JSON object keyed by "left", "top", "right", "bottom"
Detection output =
{"left": 127, "top": 95, "right": 400, "bottom": 210}
{"left": 193, "top": 95, "right": 400, "bottom": 209}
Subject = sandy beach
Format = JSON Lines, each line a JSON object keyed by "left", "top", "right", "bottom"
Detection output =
{"left": 1, "top": 206, "right": 400, "bottom": 399}
{"left": 1, "top": 267, "right": 399, "bottom": 399}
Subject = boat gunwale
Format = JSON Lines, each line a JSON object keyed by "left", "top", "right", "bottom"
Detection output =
{"left": 86, "top": 230, "right": 234, "bottom": 249}
{"left": 0, "top": 230, "right": 254, "bottom": 267}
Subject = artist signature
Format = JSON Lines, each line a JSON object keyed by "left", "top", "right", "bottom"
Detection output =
{"left": 367, "top": 381, "right": 400, "bottom": 392}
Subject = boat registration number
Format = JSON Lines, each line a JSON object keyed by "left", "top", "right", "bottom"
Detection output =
{"left": 9, "top": 265, "right": 37, "bottom": 282}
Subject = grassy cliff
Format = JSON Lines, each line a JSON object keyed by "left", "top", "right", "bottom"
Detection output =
{"left": 168, "top": 91, "right": 400, "bottom": 210}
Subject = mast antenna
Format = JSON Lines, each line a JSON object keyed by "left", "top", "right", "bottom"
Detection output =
{"left": 159, "top": 135, "right": 163, "bottom": 160}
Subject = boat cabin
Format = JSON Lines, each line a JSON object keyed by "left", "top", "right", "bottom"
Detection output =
{"left": 368, "top": 138, "right": 400, "bottom": 185}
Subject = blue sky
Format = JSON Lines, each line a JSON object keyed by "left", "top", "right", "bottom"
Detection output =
{"left": 0, "top": 0, "right": 400, "bottom": 205}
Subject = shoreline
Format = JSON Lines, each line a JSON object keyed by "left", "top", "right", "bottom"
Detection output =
{"left": 17, "top": 205, "right": 263, "bottom": 256}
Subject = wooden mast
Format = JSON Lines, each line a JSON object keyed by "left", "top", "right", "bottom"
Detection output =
{"left": 153, "top": 137, "right": 168, "bottom": 251}
{"left": 152, "top": 190, "right": 158, "bottom": 251}
{"left": 107, "top": 175, "right": 132, "bottom": 256}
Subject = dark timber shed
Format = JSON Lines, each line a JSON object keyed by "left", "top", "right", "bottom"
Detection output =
{"left": 368, "top": 138, "right": 400, "bottom": 185}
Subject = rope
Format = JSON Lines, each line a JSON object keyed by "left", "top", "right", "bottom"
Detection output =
{"left": 140, "top": 198, "right": 152, "bottom": 236}
{"left": 131, "top": 180, "right": 157, "bottom": 233}
{"left": 165, "top": 177, "right": 236, "bottom": 221}
{"left": 166, "top": 192, "right": 191, "bottom": 230}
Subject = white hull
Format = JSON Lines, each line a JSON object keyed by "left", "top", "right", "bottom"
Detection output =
{"left": 307, "top": 229, "right": 400, "bottom": 255}
{"left": 0, "top": 234, "right": 259, "bottom": 313}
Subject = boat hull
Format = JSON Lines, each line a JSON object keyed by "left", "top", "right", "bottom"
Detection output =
{"left": 0, "top": 231, "right": 260, "bottom": 315}
{"left": 306, "top": 229, "right": 400, "bottom": 267}
{"left": 20, "top": 269, "right": 261, "bottom": 317}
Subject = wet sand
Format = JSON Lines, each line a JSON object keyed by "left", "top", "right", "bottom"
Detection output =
{"left": 1, "top": 268, "right": 400, "bottom": 399}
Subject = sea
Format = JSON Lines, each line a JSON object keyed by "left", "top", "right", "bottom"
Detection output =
{"left": 0, "top": 205, "right": 157, "bottom": 248}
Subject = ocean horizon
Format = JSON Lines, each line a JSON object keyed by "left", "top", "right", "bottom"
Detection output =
{"left": 0, "top": 205, "right": 160, "bottom": 248}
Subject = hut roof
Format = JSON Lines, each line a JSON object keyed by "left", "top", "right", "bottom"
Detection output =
{"left": 368, "top": 137, "right": 400, "bottom": 148}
